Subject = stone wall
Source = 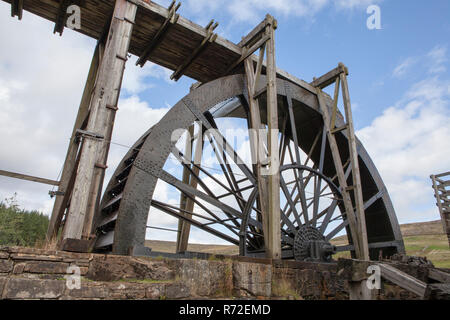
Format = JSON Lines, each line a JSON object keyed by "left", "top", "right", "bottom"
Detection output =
{"left": 0, "top": 246, "right": 348, "bottom": 300}
{"left": 1, "top": 246, "right": 445, "bottom": 300}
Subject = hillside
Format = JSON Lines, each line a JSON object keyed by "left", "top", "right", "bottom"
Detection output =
{"left": 145, "top": 220, "right": 450, "bottom": 268}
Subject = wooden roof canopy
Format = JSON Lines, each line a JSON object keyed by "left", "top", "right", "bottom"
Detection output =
{"left": 4, "top": 0, "right": 317, "bottom": 92}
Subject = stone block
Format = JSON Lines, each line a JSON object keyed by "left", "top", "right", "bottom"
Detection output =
{"left": 232, "top": 261, "right": 272, "bottom": 297}
{"left": 0, "top": 260, "right": 13, "bottom": 273}
{"left": 0, "top": 252, "right": 9, "bottom": 259}
{"left": 165, "top": 283, "right": 190, "bottom": 299}
{"left": 86, "top": 256, "right": 174, "bottom": 282}
{"left": 145, "top": 283, "right": 166, "bottom": 299}
{"left": 4, "top": 278, "right": 65, "bottom": 299}
{"left": 64, "top": 282, "right": 109, "bottom": 299}
{"left": 23, "top": 261, "right": 70, "bottom": 274}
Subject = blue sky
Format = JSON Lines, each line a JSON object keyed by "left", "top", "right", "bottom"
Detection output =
{"left": 0, "top": 0, "right": 449, "bottom": 243}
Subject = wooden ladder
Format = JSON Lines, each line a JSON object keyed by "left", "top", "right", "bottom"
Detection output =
{"left": 312, "top": 63, "right": 370, "bottom": 260}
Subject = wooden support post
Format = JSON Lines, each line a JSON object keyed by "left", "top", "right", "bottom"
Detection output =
{"left": 176, "top": 128, "right": 204, "bottom": 253}
{"left": 62, "top": 0, "right": 137, "bottom": 243}
{"left": 46, "top": 40, "right": 104, "bottom": 242}
{"left": 244, "top": 57, "right": 269, "bottom": 250}
{"left": 314, "top": 63, "right": 369, "bottom": 261}
{"left": 340, "top": 68, "right": 370, "bottom": 261}
{"left": 176, "top": 125, "right": 193, "bottom": 253}
{"left": 264, "top": 15, "right": 281, "bottom": 260}
{"left": 316, "top": 89, "right": 363, "bottom": 259}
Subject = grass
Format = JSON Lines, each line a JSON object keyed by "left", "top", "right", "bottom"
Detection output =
{"left": 332, "top": 234, "right": 450, "bottom": 268}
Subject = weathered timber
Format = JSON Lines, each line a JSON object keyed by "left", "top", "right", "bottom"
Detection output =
{"left": 378, "top": 263, "right": 429, "bottom": 298}
{"left": 0, "top": 169, "right": 59, "bottom": 186}
{"left": 47, "top": 40, "right": 104, "bottom": 242}
{"left": 428, "top": 268, "right": 450, "bottom": 283}
{"left": 265, "top": 15, "right": 281, "bottom": 260}
{"left": 135, "top": 0, "right": 180, "bottom": 67}
{"left": 10, "top": 0, "right": 23, "bottom": 20}
{"left": 63, "top": 0, "right": 137, "bottom": 242}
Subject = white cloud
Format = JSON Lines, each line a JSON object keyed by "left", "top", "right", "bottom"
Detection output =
{"left": 179, "top": 0, "right": 381, "bottom": 25}
{"left": 427, "top": 45, "right": 447, "bottom": 75}
{"left": 392, "top": 45, "right": 448, "bottom": 79}
{"left": 357, "top": 76, "right": 450, "bottom": 223}
{"left": 122, "top": 56, "right": 173, "bottom": 95}
{"left": 392, "top": 57, "right": 417, "bottom": 78}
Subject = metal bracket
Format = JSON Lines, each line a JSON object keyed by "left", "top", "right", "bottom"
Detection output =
{"left": 49, "top": 190, "right": 65, "bottom": 198}
{"left": 75, "top": 129, "right": 105, "bottom": 140}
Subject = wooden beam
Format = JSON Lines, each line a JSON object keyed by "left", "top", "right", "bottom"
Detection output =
{"left": 428, "top": 268, "right": 450, "bottom": 283}
{"left": 136, "top": 0, "right": 180, "bottom": 67}
{"left": 378, "top": 263, "right": 430, "bottom": 298}
{"left": 237, "top": 16, "right": 274, "bottom": 48}
{"left": 435, "top": 171, "right": 450, "bottom": 179}
{"left": 54, "top": 0, "right": 72, "bottom": 35}
{"left": 226, "top": 34, "right": 270, "bottom": 75}
{"left": 170, "top": 20, "right": 218, "bottom": 81}
{"left": 176, "top": 128, "right": 204, "bottom": 253}
{"left": 244, "top": 58, "right": 270, "bottom": 254}
{"left": 316, "top": 89, "right": 363, "bottom": 258}
{"left": 310, "top": 64, "right": 348, "bottom": 89}
{"left": 265, "top": 15, "right": 281, "bottom": 260}
{"left": 11, "top": 0, "right": 23, "bottom": 20}
{"left": 47, "top": 40, "right": 104, "bottom": 243}
{"left": 0, "top": 169, "right": 59, "bottom": 186}
{"left": 62, "top": 0, "right": 137, "bottom": 242}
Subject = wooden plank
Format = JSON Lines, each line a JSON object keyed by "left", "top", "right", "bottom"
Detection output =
{"left": 0, "top": 169, "right": 59, "bottom": 186}
{"left": 378, "top": 263, "right": 429, "bottom": 298}
{"left": 428, "top": 268, "right": 450, "bottom": 283}
{"left": 63, "top": 0, "right": 137, "bottom": 241}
